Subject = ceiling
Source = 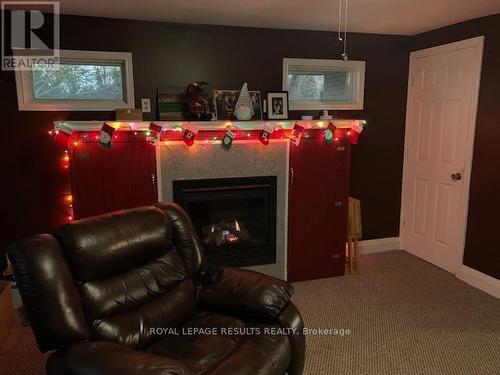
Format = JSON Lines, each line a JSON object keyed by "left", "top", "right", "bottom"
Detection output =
{"left": 55, "top": 0, "right": 500, "bottom": 35}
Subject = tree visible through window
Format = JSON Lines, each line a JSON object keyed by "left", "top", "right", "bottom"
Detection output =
{"left": 32, "top": 63, "right": 124, "bottom": 100}
{"left": 288, "top": 70, "right": 352, "bottom": 102}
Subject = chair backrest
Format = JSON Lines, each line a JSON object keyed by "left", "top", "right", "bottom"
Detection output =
{"left": 8, "top": 202, "right": 204, "bottom": 352}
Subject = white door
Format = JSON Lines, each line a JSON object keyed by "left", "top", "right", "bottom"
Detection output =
{"left": 401, "top": 37, "right": 484, "bottom": 274}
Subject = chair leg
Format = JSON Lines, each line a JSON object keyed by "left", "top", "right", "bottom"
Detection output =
{"left": 352, "top": 236, "right": 359, "bottom": 273}
{"left": 347, "top": 237, "right": 354, "bottom": 274}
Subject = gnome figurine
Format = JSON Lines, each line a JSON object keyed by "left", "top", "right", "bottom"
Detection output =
{"left": 234, "top": 83, "right": 254, "bottom": 121}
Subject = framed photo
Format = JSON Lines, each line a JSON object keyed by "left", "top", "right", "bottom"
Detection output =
{"left": 158, "top": 86, "right": 216, "bottom": 121}
{"left": 213, "top": 89, "right": 263, "bottom": 121}
{"left": 267, "top": 92, "right": 289, "bottom": 120}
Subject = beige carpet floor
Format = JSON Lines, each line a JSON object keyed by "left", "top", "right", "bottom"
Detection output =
{"left": 1, "top": 250, "right": 499, "bottom": 374}
{"left": 292, "top": 250, "right": 500, "bottom": 375}
{"left": 0, "top": 312, "right": 48, "bottom": 374}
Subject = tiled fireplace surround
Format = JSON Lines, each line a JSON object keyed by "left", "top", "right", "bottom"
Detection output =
{"left": 159, "top": 141, "right": 288, "bottom": 279}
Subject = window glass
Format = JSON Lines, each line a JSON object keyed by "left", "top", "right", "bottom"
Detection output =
{"left": 288, "top": 70, "right": 353, "bottom": 102}
{"left": 283, "top": 58, "right": 365, "bottom": 110}
{"left": 32, "top": 63, "right": 124, "bottom": 100}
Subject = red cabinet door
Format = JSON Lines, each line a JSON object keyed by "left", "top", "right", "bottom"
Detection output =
{"left": 287, "top": 131, "right": 350, "bottom": 282}
{"left": 70, "top": 136, "right": 158, "bottom": 219}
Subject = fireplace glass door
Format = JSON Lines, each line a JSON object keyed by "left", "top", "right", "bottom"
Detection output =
{"left": 173, "top": 176, "right": 277, "bottom": 267}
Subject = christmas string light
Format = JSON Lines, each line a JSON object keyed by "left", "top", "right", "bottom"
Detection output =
{"left": 49, "top": 121, "right": 365, "bottom": 148}
{"left": 64, "top": 194, "right": 74, "bottom": 221}
{"left": 47, "top": 121, "right": 363, "bottom": 223}
{"left": 46, "top": 128, "right": 75, "bottom": 223}
{"left": 53, "top": 127, "right": 360, "bottom": 146}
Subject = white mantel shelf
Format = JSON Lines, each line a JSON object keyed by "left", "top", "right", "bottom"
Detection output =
{"left": 54, "top": 120, "right": 365, "bottom": 134}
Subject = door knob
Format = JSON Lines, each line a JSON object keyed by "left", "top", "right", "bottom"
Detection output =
{"left": 451, "top": 173, "right": 462, "bottom": 181}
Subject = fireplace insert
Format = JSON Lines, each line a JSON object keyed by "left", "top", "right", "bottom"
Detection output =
{"left": 173, "top": 176, "right": 277, "bottom": 267}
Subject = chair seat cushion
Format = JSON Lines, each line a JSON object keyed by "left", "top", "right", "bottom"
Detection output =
{"left": 146, "top": 311, "right": 291, "bottom": 375}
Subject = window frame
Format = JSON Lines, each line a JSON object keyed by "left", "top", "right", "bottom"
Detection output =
{"left": 14, "top": 49, "right": 135, "bottom": 111}
{"left": 282, "top": 58, "right": 366, "bottom": 111}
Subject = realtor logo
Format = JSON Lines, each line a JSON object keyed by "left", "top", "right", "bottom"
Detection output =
{"left": 1, "top": 1, "right": 60, "bottom": 70}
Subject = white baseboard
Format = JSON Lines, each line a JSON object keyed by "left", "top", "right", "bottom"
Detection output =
{"left": 456, "top": 265, "right": 500, "bottom": 299}
{"left": 357, "top": 237, "right": 400, "bottom": 254}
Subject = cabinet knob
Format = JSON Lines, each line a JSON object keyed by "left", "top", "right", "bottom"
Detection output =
{"left": 334, "top": 200, "right": 343, "bottom": 206}
{"left": 337, "top": 145, "right": 346, "bottom": 152}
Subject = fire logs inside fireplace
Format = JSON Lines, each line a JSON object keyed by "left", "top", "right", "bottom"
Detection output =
{"left": 202, "top": 219, "right": 252, "bottom": 247}
{"left": 173, "top": 176, "right": 277, "bottom": 267}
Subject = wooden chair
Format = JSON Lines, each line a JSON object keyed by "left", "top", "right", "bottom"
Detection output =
{"left": 346, "top": 197, "right": 362, "bottom": 273}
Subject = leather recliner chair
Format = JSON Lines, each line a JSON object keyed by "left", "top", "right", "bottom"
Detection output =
{"left": 8, "top": 202, "right": 305, "bottom": 375}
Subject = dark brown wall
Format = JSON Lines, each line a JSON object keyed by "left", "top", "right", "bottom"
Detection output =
{"left": 413, "top": 14, "right": 500, "bottom": 279}
{"left": 0, "top": 14, "right": 411, "bottom": 267}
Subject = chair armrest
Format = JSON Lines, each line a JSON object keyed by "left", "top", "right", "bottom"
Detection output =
{"left": 276, "top": 302, "right": 305, "bottom": 375}
{"left": 199, "top": 267, "right": 294, "bottom": 321}
{"left": 46, "top": 341, "right": 191, "bottom": 375}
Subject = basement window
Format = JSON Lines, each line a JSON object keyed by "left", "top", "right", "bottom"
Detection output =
{"left": 14, "top": 50, "right": 135, "bottom": 111}
{"left": 282, "top": 58, "right": 365, "bottom": 110}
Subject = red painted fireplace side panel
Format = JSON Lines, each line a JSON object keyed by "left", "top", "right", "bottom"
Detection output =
{"left": 287, "top": 131, "right": 350, "bottom": 281}
{"left": 70, "top": 137, "right": 158, "bottom": 219}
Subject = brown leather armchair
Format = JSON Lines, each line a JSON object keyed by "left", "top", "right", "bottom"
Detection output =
{"left": 8, "top": 202, "right": 305, "bottom": 375}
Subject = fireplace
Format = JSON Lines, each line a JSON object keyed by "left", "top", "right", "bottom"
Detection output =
{"left": 173, "top": 176, "right": 277, "bottom": 267}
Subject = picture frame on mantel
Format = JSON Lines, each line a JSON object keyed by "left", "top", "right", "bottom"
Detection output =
{"left": 267, "top": 92, "right": 289, "bottom": 120}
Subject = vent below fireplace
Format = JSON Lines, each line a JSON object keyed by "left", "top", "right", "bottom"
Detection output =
{"left": 173, "top": 176, "right": 277, "bottom": 267}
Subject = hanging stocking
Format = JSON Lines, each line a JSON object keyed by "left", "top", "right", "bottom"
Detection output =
{"left": 147, "top": 123, "right": 163, "bottom": 146}
{"left": 349, "top": 122, "right": 364, "bottom": 144}
{"left": 99, "top": 123, "right": 115, "bottom": 148}
{"left": 258, "top": 122, "right": 275, "bottom": 145}
{"left": 324, "top": 122, "right": 337, "bottom": 144}
{"left": 182, "top": 128, "right": 197, "bottom": 146}
{"left": 53, "top": 129, "right": 71, "bottom": 148}
{"left": 222, "top": 129, "right": 236, "bottom": 150}
{"left": 289, "top": 124, "right": 305, "bottom": 146}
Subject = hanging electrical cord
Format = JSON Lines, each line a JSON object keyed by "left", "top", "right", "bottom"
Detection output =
{"left": 342, "top": 0, "right": 349, "bottom": 60}
{"left": 338, "top": 0, "right": 343, "bottom": 42}
{"left": 337, "top": 0, "right": 349, "bottom": 60}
